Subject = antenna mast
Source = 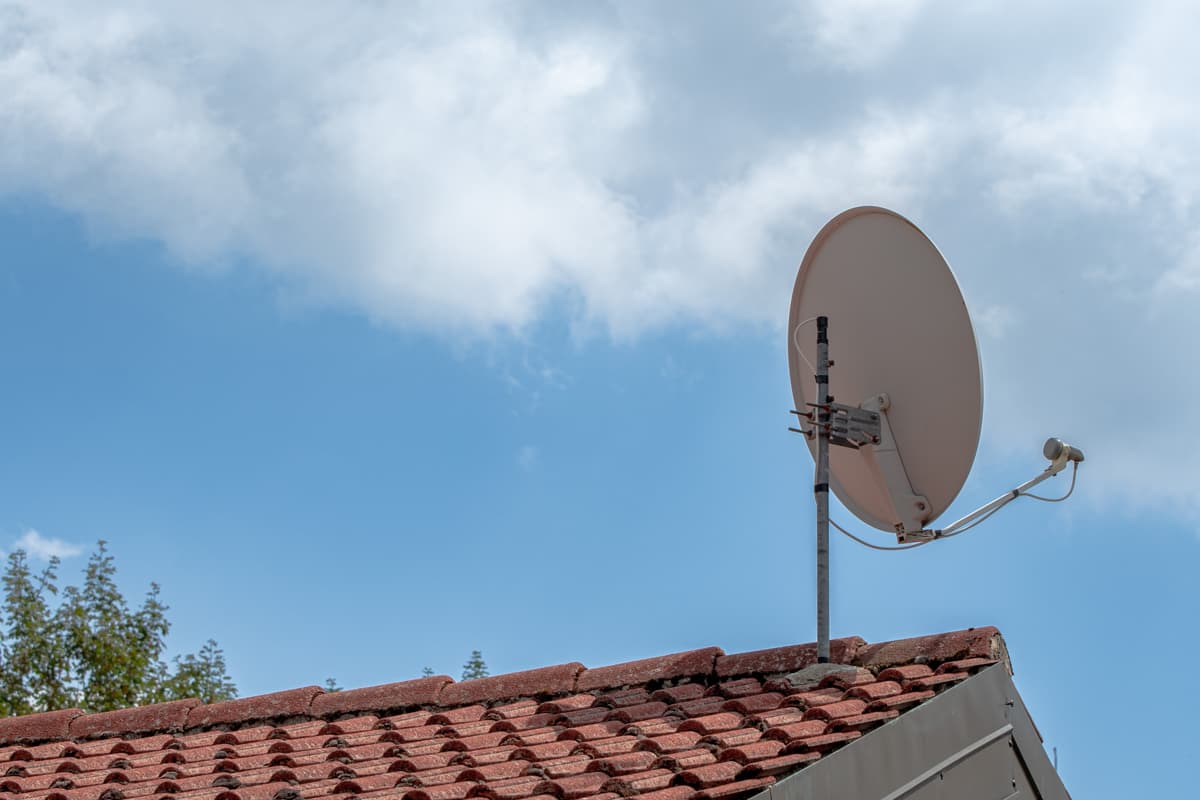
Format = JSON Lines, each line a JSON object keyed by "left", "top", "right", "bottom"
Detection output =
{"left": 814, "top": 316, "right": 831, "bottom": 663}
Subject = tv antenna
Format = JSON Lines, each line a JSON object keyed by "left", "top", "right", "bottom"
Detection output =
{"left": 787, "top": 207, "right": 1084, "bottom": 662}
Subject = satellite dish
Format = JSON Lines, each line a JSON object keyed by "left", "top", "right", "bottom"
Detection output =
{"left": 787, "top": 206, "right": 982, "bottom": 534}
{"left": 786, "top": 206, "right": 1085, "bottom": 665}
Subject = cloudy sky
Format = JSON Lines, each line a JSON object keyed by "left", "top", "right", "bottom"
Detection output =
{"left": 2, "top": 2, "right": 1196, "bottom": 796}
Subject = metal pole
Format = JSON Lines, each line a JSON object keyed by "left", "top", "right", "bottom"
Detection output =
{"left": 815, "top": 316, "right": 830, "bottom": 663}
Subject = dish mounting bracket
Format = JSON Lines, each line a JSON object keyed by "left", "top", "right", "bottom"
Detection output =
{"left": 857, "top": 393, "right": 931, "bottom": 538}
{"left": 825, "top": 402, "right": 882, "bottom": 449}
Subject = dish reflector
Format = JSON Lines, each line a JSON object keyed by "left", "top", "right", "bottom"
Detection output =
{"left": 787, "top": 207, "right": 982, "bottom": 532}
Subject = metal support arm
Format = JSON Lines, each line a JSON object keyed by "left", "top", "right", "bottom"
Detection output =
{"left": 860, "top": 394, "right": 930, "bottom": 536}
{"left": 897, "top": 443, "right": 1080, "bottom": 543}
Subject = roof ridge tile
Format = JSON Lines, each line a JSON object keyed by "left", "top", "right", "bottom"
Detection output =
{"left": 850, "top": 626, "right": 1007, "bottom": 673}
{"left": 577, "top": 649, "right": 722, "bottom": 693}
{"left": 0, "top": 708, "right": 83, "bottom": 746}
{"left": 714, "top": 638, "right": 864, "bottom": 679}
{"left": 186, "top": 687, "right": 324, "bottom": 730}
{"left": 438, "top": 664, "right": 585, "bottom": 708}
{"left": 69, "top": 699, "right": 200, "bottom": 741}
{"left": 313, "top": 677, "right": 452, "bottom": 719}
{"left": 935, "top": 657, "right": 999, "bottom": 674}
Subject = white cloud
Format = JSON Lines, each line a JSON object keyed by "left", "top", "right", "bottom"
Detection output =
{"left": 5, "top": 2, "right": 1196, "bottom": 336}
{"left": 3, "top": 2, "right": 1200, "bottom": 515}
{"left": 0, "top": 2, "right": 644, "bottom": 334}
{"left": 1155, "top": 234, "right": 1200, "bottom": 295}
{"left": 14, "top": 529, "right": 84, "bottom": 561}
{"left": 790, "top": 0, "right": 930, "bottom": 70}
{"left": 631, "top": 105, "right": 950, "bottom": 335}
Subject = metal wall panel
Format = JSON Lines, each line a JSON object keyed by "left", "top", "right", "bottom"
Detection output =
{"left": 756, "top": 665, "right": 1069, "bottom": 800}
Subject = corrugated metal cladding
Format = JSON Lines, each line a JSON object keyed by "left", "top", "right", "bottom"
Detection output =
{"left": 753, "top": 664, "right": 1070, "bottom": 800}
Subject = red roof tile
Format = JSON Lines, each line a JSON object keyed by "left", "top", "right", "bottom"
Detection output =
{"left": 637, "top": 788, "right": 694, "bottom": 800}
{"left": 737, "top": 752, "right": 819, "bottom": 778}
{"left": 311, "top": 677, "right": 452, "bottom": 718}
{"left": 576, "top": 650, "right": 722, "bottom": 692}
{"left": 68, "top": 700, "right": 200, "bottom": 741}
{"left": 655, "top": 748, "right": 717, "bottom": 772}
{"left": 852, "top": 628, "right": 1007, "bottom": 671}
{"left": 0, "top": 627, "right": 1007, "bottom": 800}
{"left": 714, "top": 637, "right": 864, "bottom": 678}
{"left": 441, "top": 664, "right": 585, "bottom": 707}
{"left": 187, "top": 688, "right": 324, "bottom": 729}
{"left": 694, "top": 777, "right": 775, "bottom": 800}
{"left": 864, "top": 689, "right": 935, "bottom": 713}
{"left": 0, "top": 708, "right": 83, "bottom": 744}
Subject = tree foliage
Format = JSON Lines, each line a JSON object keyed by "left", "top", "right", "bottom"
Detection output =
{"left": 0, "top": 541, "right": 237, "bottom": 716}
{"left": 461, "top": 650, "right": 488, "bottom": 681}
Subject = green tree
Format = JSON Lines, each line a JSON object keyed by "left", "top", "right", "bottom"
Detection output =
{"left": 461, "top": 650, "right": 488, "bottom": 681}
{"left": 0, "top": 541, "right": 237, "bottom": 715}
{"left": 160, "top": 641, "right": 238, "bottom": 704}
{"left": 0, "top": 552, "right": 70, "bottom": 715}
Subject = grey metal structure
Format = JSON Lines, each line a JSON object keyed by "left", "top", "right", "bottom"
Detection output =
{"left": 814, "top": 316, "right": 831, "bottom": 663}
{"left": 750, "top": 665, "right": 1071, "bottom": 800}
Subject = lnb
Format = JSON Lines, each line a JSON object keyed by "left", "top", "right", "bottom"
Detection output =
{"left": 1043, "top": 438, "right": 1085, "bottom": 464}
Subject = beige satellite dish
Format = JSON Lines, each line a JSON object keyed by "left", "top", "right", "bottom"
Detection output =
{"left": 786, "top": 206, "right": 1085, "bottom": 662}
{"left": 788, "top": 206, "right": 982, "bottom": 533}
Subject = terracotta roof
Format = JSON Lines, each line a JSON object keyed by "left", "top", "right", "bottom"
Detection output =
{"left": 0, "top": 627, "right": 1007, "bottom": 800}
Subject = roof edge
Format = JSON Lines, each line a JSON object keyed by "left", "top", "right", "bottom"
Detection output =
{"left": 743, "top": 660, "right": 1065, "bottom": 800}
{"left": 0, "top": 626, "right": 1007, "bottom": 746}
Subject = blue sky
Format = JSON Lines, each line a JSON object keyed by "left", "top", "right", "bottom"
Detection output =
{"left": 2, "top": 2, "right": 1198, "bottom": 796}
